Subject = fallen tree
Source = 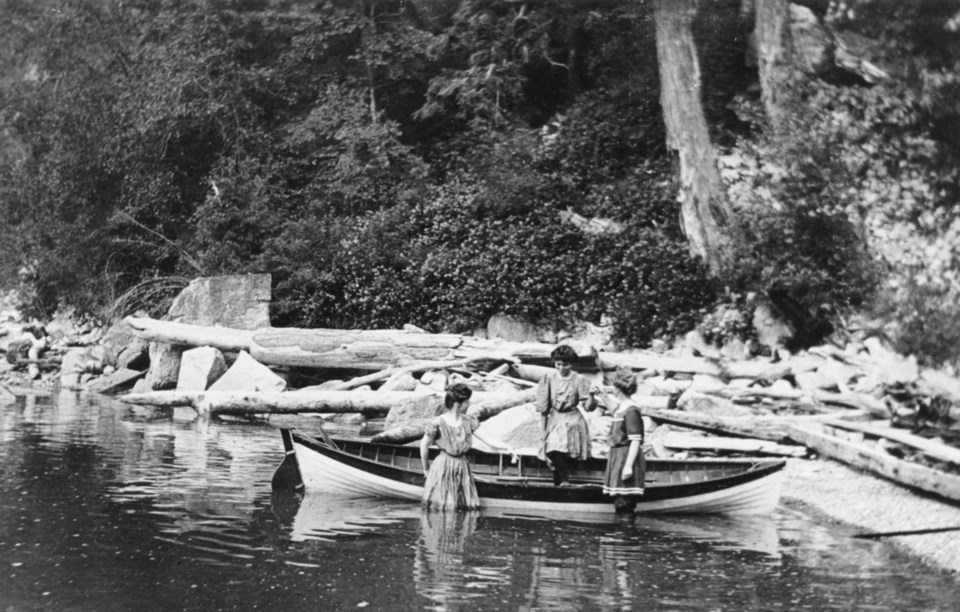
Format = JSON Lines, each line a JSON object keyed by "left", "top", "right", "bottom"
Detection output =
{"left": 121, "top": 389, "right": 441, "bottom": 417}
{"left": 123, "top": 316, "right": 590, "bottom": 370}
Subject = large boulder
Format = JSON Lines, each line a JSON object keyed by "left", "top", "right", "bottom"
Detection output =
{"left": 473, "top": 403, "right": 541, "bottom": 455}
{"left": 383, "top": 389, "right": 445, "bottom": 430}
{"left": 168, "top": 273, "right": 271, "bottom": 329}
{"left": 207, "top": 350, "right": 286, "bottom": 392}
{"left": 138, "top": 274, "right": 272, "bottom": 391}
{"left": 176, "top": 346, "right": 227, "bottom": 391}
{"left": 101, "top": 317, "right": 150, "bottom": 370}
{"left": 143, "top": 342, "right": 183, "bottom": 391}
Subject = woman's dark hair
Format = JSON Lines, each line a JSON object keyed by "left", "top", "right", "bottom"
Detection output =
{"left": 444, "top": 382, "right": 474, "bottom": 409}
{"left": 550, "top": 344, "right": 578, "bottom": 363}
{"left": 612, "top": 367, "right": 637, "bottom": 396}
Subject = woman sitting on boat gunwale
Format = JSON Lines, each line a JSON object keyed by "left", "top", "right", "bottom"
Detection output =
{"left": 536, "top": 344, "right": 598, "bottom": 486}
{"left": 594, "top": 367, "right": 646, "bottom": 514}
{"left": 420, "top": 383, "right": 517, "bottom": 511}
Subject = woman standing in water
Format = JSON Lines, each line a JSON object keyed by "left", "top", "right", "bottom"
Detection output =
{"left": 421, "top": 383, "right": 516, "bottom": 511}
{"left": 595, "top": 367, "right": 645, "bottom": 514}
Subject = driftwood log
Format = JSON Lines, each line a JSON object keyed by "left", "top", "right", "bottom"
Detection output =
{"left": 647, "top": 409, "right": 823, "bottom": 443}
{"left": 124, "top": 316, "right": 592, "bottom": 370}
{"left": 121, "top": 390, "right": 441, "bottom": 417}
{"left": 598, "top": 351, "right": 791, "bottom": 381}
{"left": 120, "top": 388, "right": 534, "bottom": 421}
{"left": 788, "top": 421, "right": 960, "bottom": 504}
{"left": 660, "top": 431, "right": 808, "bottom": 457}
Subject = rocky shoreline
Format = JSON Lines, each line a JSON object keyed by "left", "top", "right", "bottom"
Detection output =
{"left": 783, "top": 457, "right": 960, "bottom": 575}
{"left": 5, "top": 279, "right": 960, "bottom": 578}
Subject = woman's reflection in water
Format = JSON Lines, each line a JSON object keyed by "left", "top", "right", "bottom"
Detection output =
{"left": 414, "top": 511, "right": 479, "bottom": 611}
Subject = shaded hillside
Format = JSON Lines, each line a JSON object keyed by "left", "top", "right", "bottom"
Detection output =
{"left": 1, "top": 0, "right": 959, "bottom": 366}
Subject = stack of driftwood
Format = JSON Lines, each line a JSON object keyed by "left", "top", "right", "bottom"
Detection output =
{"left": 116, "top": 315, "right": 960, "bottom": 501}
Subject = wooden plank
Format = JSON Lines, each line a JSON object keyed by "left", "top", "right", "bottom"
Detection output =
{"left": 820, "top": 418, "right": 960, "bottom": 466}
{"left": 787, "top": 423, "right": 960, "bottom": 504}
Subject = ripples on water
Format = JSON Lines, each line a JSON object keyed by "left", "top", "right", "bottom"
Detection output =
{"left": 1, "top": 392, "right": 959, "bottom": 611}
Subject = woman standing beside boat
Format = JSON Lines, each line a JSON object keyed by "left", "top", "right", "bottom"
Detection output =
{"left": 596, "top": 368, "right": 645, "bottom": 514}
{"left": 421, "top": 383, "right": 515, "bottom": 511}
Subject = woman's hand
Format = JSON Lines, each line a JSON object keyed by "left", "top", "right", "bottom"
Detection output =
{"left": 507, "top": 448, "right": 520, "bottom": 464}
{"left": 422, "top": 462, "right": 429, "bottom": 474}
{"left": 621, "top": 465, "right": 633, "bottom": 481}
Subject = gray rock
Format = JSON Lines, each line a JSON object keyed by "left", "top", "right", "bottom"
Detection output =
{"left": 790, "top": 4, "right": 833, "bottom": 75}
{"left": 207, "top": 350, "right": 286, "bottom": 392}
{"left": 60, "top": 347, "right": 104, "bottom": 390}
{"left": 380, "top": 371, "right": 418, "bottom": 392}
{"left": 143, "top": 342, "right": 183, "bottom": 391}
{"left": 168, "top": 273, "right": 271, "bottom": 330}
{"left": 473, "top": 403, "right": 541, "bottom": 454}
{"left": 83, "top": 368, "right": 145, "bottom": 394}
{"left": 102, "top": 317, "right": 149, "bottom": 370}
{"left": 383, "top": 391, "right": 445, "bottom": 431}
{"left": 176, "top": 346, "right": 227, "bottom": 391}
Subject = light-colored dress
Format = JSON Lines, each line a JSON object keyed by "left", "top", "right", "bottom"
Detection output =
{"left": 536, "top": 370, "right": 592, "bottom": 461}
{"left": 603, "top": 402, "right": 645, "bottom": 496}
{"left": 422, "top": 414, "right": 481, "bottom": 511}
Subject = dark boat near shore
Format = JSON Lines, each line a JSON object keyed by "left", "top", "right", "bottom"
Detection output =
{"left": 276, "top": 429, "right": 786, "bottom": 515}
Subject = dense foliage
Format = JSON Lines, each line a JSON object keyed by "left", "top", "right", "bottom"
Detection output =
{"left": 1, "top": 0, "right": 959, "bottom": 361}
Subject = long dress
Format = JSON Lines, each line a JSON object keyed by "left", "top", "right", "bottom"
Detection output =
{"left": 536, "top": 370, "right": 592, "bottom": 462}
{"left": 422, "top": 414, "right": 481, "bottom": 511}
{"left": 602, "top": 402, "right": 645, "bottom": 496}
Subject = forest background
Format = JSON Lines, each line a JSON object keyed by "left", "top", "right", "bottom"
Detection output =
{"left": 1, "top": 0, "right": 959, "bottom": 368}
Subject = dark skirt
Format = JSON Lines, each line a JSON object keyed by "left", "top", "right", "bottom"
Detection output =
{"left": 602, "top": 445, "right": 645, "bottom": 496}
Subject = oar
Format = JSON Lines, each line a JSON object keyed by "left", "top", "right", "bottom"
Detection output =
{"left": 852, "top": 526, "right": 960, "bottom": 539}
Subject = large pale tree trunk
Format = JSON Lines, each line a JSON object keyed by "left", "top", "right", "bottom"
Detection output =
{"left": 654, "top": 0, "right": 735, "bottom": 275}
{"left": 753, "top": 0, "right": 792, "bottom": 135}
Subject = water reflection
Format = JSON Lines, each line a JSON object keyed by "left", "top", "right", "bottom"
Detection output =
{"left": 289, "top": 493, "right": 420, "bottom": 542}
{"left": 415, "top": 511, "right": 482, "bottom": 611}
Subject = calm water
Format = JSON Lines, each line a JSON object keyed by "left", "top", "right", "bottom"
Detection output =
{"left": 1, "top": 392, "right": 959, "bottom": 611}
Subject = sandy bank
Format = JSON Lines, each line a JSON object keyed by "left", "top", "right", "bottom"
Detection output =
{"left": 782, "top": 457, "right": 960, "bottom": 575}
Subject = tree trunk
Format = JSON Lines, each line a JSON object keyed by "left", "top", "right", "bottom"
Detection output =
{"left": 754, "top": 0, "right": 792, "bottom": 135}
{"left": 654, "top": 0, "right": 735, "bottom": 275}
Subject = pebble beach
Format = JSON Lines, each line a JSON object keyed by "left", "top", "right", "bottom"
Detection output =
{"left": 783, "top": 457, "right": 960, "bottom": 575}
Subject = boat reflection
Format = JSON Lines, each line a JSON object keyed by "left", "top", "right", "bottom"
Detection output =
{"left": 283, "top": 491, "right": 422, "bottom": 542}
{"left": 281, "top": 492, "right": 782, "bottom": 610}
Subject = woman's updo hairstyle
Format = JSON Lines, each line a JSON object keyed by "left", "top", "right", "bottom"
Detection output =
{"left": 444, "top": 382, "right": 474, "bottom": 409}
{"left": 550, "top": 344, "right": 578, "bottom": 363}
{"left": 611, "top": 367, "right": 637, "bottom": 396}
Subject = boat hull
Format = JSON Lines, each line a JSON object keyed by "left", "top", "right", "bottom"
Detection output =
{"left": 283, "top": 429, "right": 785, "bottom": 515}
